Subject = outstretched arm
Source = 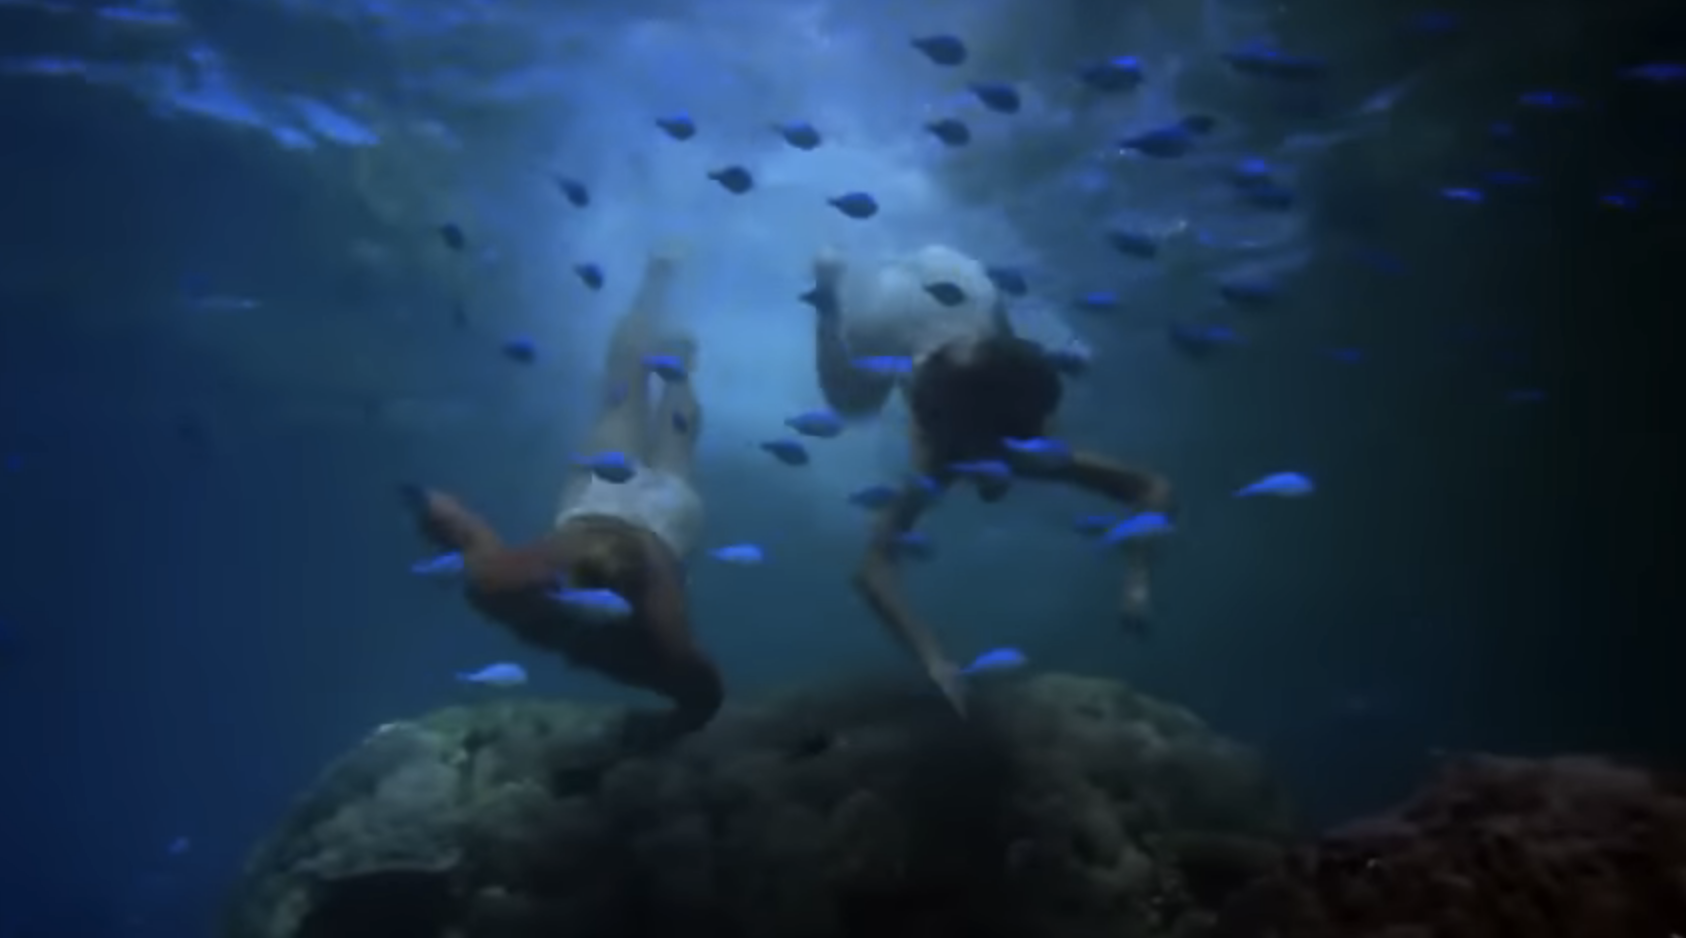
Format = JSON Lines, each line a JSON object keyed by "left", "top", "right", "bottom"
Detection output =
{"left": 809, "top": 250, "right": 896, "bottom": 417}
{"left": 401, "top": 485, "right": 505, "bottom": 568}
{"left": 1028, "top": 451, "right": 1173, "bottom": 632}
{"left": 852, "top": 480, "right": 967, "bottom": 713}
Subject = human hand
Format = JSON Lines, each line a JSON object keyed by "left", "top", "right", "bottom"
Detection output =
{"left": 812, "top": 246, "right": 846, "bottom": 288}
{"left": 1119, "top": 570, "right": 1153, "bottom": 639}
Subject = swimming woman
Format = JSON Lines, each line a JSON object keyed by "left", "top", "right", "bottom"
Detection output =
{"left": 406, "top": 250, "right": 721, "bottom": 740}
{"left": 808, "top": 245, "right": 1173, "bottom": 714}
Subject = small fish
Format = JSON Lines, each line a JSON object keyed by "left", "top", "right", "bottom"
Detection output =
{"left": 655, "top": 114, "right": 696, "bottom": 139}
{"left": 579, "top": 451, "right": 637, "bottom": 483}
{"left": 574, "top": 263, "right": 604, "bottom": 290}
{"left": 1118, "top": 115, "right": 1215, "bottom": 158}
{"left": 1234, "top": 471, "right": 1315, "bottom": 498}
{"left": 924, "top": 281, "right": 967, "bottom": 306}
{"left": 1106, "top": 229, "right": 1159, "bottom": 258}
{"left": 1075, "top": 291, "right": 1121, "bottom": 312}
{"left": 501, "top": 337, "right": 537, "bottom": 363}
{"left": 848, "top": 484, "right": 900, "bottom": 509}
{"left": 643, "top": 354, "right": 688, "bottom": 382}
{"left": 1101, "top": 512, "right": 1175, "bottom": 545}
{"left": 1517, "top": 90, "right": 1581, "bottom": 110}
{"left": 550, "top": 587, "right": 634, "bottom": 623}
{"left": 890, "top": 531, "right": 935, "bottom": 560}
{"left": 912, "top": 474, "right": 944, "bottom": 499}
{"left": 984, "top": 264, "right": 1027, "bottom": 296}
{"left": 851, "top": 355, "right": 914, "bottom": 376}
{"left": 1078, "top": 56, "right": 1145, "bottom": 92}
{"left": 828, "top": 192, "right": 879, "bottom": 219}
{"left": 553, "top": 176, "right": 589, "bottom": 207}
{"left": 1002, "top": 436, "right": 1072, "bottom": 468}
{"left": 1325, "top": 346, "right": 1363, "bottom": 364}
{"left": 671, "top": 410, "right": 691, "bottom": 433}
{"left": 1218, "top": 278, "right": 1278, "bottom": 307}
{"left": 1239, "top": 182, "right": 1295, "bottom": 210}
{"left": 708, "top": 165, "right": 755, "bottom": 194}
{"left": 785, "top": 409, "right": 845, "bottom": 438}
{"left": 1222, "top": 43, "right": 1328, "bottom": 80}
{"left": 410, "top": 552, "right": 465, "bottom": 577}
{"left": 773, "top": 120, "right": 822, "bottom": 149}
{"left": 925, "top": 118, "right": 971, "bottom": 146}
{"left": 1173, "top": 327, "right": 1240, "bottom": 361}
{"left": 1230, "top": 157, "right": 1273, "bottom": 184}
{"left": 165, "top": 836, "right": 191, "bottom": 857}
{"left": 1621, "top": 62, "right": 1686, "bottom": 84}
{"left": 761, "top": 438, "right": 811, "bottom": 466}
{"left": 910, "top": 34, "right": 967, "bottom": 66}
{"left": 1439, "top": 186, "right": 1484, "bottom": 204}
{"left": 439, "top": 222, "right": 466, "bottom": 252}
{"left": 458, "top": 662, "right": 528, "bottom": 687}
{"left": 950, "top": 459, "right": 1012, "bottom": 484}
{"left": 961, "top": 647, "right": 1027, "bottom": 675}
{"left": 969, "top": 81, "right": 1021, "bottom": 113}
{"left": 710, "top": 543, "right": 765, "bottom": 565}
{"left": 1073, "top": 514, "right": 1116, "bottom": 535}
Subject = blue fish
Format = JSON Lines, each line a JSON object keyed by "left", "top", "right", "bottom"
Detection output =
{"left": 848, "top": 484, "right": 900, "bottom": 509}
{"left": 1230, "top": 157, "right": 1273, "bottom": 185}
{"left": 1222, "top": 43, "right": 1328, "bottom": 80}
{"left": 708, "top": 165, "right": 755, "bottom": 194}
{"left": 1101, "top": 512, "right": 1175, "bottom": 545}
{"left": 961, "top": 647, "right": 1028, "bottom": 675}
{"left": 1218, "top": 278, "right": 1278, "bottom": 307}
{"left": 1119, "top": 115, "right": 1215, "bottom": 158}
{"left": 761, "top": 438, "right": 810, "bottom": 466}
{"left": 1621, "top": 62, "right": 1686, "bottom": 84}
{"left": 773, "top": 120, "right": 822, "bottom": 149}
{"left": 549, "top": 586, "right": 634, "bottom": 623}
{"left": 552, "top": 175, "right": 589, "bottom": 207}
{"left": 925, "top": 118, "right": 971, "bottom": 146}
{"left": 950, "top": 460, "right": 1012, "bottom": 484}
{"left": 910, "top": 34, "right": 967, "bottom": 66}
{"left": 1077, "top": 57, "right": 1145, "bottom": 92}
{"left": 1075, "top": 291, "right": 1121, "bottom": 312}
{"left": 501, "top": 337, "right": 538, "bottom": 363}
{"left": 829, "top": 192, "right": 879, "bottom": 219}
{"left": 710, "top": 543, "right": 765, "bottom": 565}
{"left": 410, "top": 552, "right": 465, "bottom": 577}
{"left": 1234, "top": 471, "right": 1315, "bottom": 498}
{"left": 1073, "top": 514, "right": 1116, "bottom": 535}
{"left": 579, "top": 451, "right": 637, "bottom": 483}
{"left": 643, "top": 354, "right": 689, "bottom": 382}
{"left": 458, "top": 662, "right": 529, "bottom": 686}
{"left": 1239, "top": 182, "right": 1295, "bottom": 210}
{"left": 890, "top": 531, "right": 935, "bottom": 560}
{"left": 984, "top": 264, "right": 1028, "bottom": 296}
{"left": 1106, "top": 229, "right": 1159, "bottom": 258}
{"left": 1002, "top": 437, "right": 1072, "bottom": 468}
{"left": 1169, "top": 323, "right": 1241, "bottom": 359}
{"left": 655, "top": 114, "right": 697, "bottom": 139}
{"left": 786, "top": 409, "right": 845, "bottom": 438}
{"left": 969, "top": 81, "right": 1021, "bottom": 113}
{"left": 851, "top": 355, "right": 914, "bottom": 376}
{"left": 574, "top": 263, "right": 604, "bottom": 290}
{"left": 1439, "top": 186, "right": 1484, "bottom": 204}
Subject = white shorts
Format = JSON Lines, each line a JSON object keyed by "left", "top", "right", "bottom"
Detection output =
{"left": 554, "top": 466, "right": 704, "bottom": 560}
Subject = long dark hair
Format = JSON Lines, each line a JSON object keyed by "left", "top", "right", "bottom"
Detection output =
{"left": 907, "top": 334, "right": 1063, "bottom": 461}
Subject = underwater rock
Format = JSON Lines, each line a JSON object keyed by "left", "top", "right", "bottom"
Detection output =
{"left": 1210, "top": 753, "right": 1686, "bottom": 937}
{"left": 223, "top": 674, "right": 1293, "bottom": 938}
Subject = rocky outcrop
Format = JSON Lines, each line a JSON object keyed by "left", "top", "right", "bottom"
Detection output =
{"left": 224, "top": 674, "right": 1292, "bottom": 938}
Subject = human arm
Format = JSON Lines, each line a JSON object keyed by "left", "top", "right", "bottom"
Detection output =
{"left": 850, "top": 479, "right": 968, "bottom": 714}
{"left": 1028, "top": 450, "right": 1174, "bottom": 633}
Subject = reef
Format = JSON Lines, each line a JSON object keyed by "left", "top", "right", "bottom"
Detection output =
{"left": 222, "top": 674, "right": 1293, "bottom": 938}
{"left": 1210, "top": 753, "right": 1686, "bottom": 937}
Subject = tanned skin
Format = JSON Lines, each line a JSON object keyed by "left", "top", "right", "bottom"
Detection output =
{"left": 807, "top": 249, "right": 1173, "bottom": 715}
{"left": 404, "top": 251, "right": 720, "bottom": 741}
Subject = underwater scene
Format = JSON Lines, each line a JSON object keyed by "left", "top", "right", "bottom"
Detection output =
{"left": 1, "top": 0, "right": 1683, "bottom": 934}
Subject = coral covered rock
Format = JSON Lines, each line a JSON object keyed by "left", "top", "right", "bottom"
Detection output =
{"left": 1211, "top": 754, "right": 1686, "bottom": 937}
{"left": 223, "top": 674, "right": 1291, "bottom": 938}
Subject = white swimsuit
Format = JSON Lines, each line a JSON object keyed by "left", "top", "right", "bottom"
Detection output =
{"left": 838, "top": 244, "right": 1004, "bottom": 366}
{"left": 554, "top": 464, "right": 704, "bottom": 559}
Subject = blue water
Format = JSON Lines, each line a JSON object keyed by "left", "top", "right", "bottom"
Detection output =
{"left": 1, "top": 0, "right": 1681, "bottom": 933}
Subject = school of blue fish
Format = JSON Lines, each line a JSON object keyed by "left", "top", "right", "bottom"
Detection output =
{"left": 417, "top": 17, "right": 1678, "bottom": 689}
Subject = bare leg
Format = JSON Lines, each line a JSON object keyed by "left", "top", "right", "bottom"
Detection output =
{"left": 810, "top": 250, "right": 895, "bottom": 417}
{"left": 645, "top": 335, "right": 702, "bottom": 480}
{"left": 561, "top": 253, "right": 680, "bottom": 508}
